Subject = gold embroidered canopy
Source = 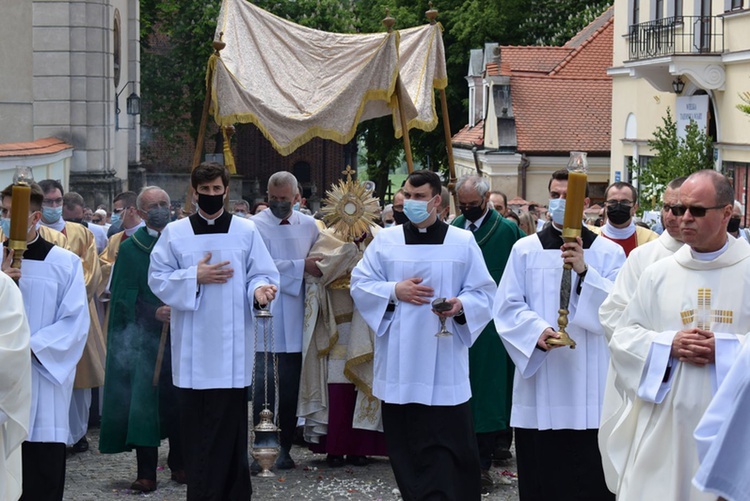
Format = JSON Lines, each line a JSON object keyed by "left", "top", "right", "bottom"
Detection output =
{"left": 209, "top": 0, "right": 448, "bottom": 157}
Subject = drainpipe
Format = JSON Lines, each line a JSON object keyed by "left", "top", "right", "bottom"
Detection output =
{"left": 518, "top": 153, "right": 530, "bottom": 199}
{"left": 472, "top": 146, "right": 484, "bottom": 176}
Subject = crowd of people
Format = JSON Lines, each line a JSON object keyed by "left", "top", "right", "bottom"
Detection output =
{"left": 1, "top": 163, "right": 749, "bottom": 501}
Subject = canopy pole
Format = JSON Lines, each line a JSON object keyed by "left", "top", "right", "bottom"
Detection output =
{"left": 185, "top": 35, "right": 226, "bottom": 214}
{"left": 426, "top": 4, "right": 458, "bottom": 206}
{"left": 383, "top": 10, "right": 414, "bottom": 174}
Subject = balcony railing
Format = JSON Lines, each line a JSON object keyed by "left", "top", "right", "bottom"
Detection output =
{"left": 628, "top": 16, "right": 724, "bottom": 61}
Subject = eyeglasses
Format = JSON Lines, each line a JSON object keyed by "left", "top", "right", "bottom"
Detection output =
{"left": 92, "top": 218, "right": 102, "bottom": 223}
{"left": 112, "top": 207, "right": 126, "bottom": 215}
{"left": 605, "top": 201, "right": 633, "bottom": 209}
{"left": 42, "top": 197, "right": 64, "bottom": 207}
{"left": 665, "top": 204, "right": 727, "bottom": 217}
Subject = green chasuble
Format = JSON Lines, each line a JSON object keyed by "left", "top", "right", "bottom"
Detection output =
{"left": 452, "top": 210, "right": 525, "bottom": 433}
{"left": 99, "top": 227, "right": 166, "bottom": 452}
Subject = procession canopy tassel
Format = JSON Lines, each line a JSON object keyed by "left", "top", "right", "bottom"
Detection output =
{"left": 186, "top": 33, "right": 226, "bottom": 214}
{"left": 222, "top": 125, "right": 237, "bottom": 175}
{"left": 383, "top": 9, "right": 415, "bottom": 173}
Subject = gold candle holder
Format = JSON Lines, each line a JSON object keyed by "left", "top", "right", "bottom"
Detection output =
{"left": 8, "top": 167, "right": 34, "bottom": 274}
{"left": 547, "top": 152, "right": 588, "bottom": 349}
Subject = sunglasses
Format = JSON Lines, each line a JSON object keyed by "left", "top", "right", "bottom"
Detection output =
{"left": 664, "top": 204, "right": 726, "bottom": 217}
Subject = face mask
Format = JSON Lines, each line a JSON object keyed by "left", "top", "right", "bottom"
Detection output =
{"left": 548, "top": 198, "right": 566, "bottom": 226}
{"left": 403, "top": 196, "right": 436, "bottom": 224}
{"left": 197, "top": 192, "right": 225, "bottom": 215}
{"left": 393, "top": 210, "right": 409, "bottom": 225}
{"left": 147, "top": 206, "right": 171, "bottom": 230}
{"left": 606, "top": 203, "right": 632, "bottom": 225}
{"left": 460, "top": 202, "right": 485, "bottom": 223}
{"left": 110, "top": 212, "right": 121, "bottom": 226}
{"left": 0, "top": 217, "right": 9, "bottom": 237}
{"left": 727, "top": 216, "right": 742, "bottom": 233}
{"left": 293, "top": 202, "right": 301, "bottom": 211}
{"left": 384, "top": 222, "right": 395, "bottom": 228}
{"left": 42, "top": 206, "right": 62, "bottom": 223}
{"left": 269, "top": 200, "right": 292, "bottom": 220}
{"left": 235, "top": 211, "right": 248, "bottom": 218}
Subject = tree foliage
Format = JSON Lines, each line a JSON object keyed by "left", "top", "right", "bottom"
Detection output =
{"left": 517, "top": 1, "right": 612, "bottom": 46}
{"left": 738, "top": 91, "right": 750, "bottom": 116}
{"left": 637, "top": 108, "right": 714, "bottom": 211}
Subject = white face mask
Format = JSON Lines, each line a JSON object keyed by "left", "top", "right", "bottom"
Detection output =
{"left": 548, "top": 198, "right": 566, "bottom": 226}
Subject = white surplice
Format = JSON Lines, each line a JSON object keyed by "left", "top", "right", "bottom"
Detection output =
{"left": 22, "top": 246, "right": 90, "bottom": 443}
{"left": 693, "top": 338, "right": 750, "bottom": 501}
{"left": 0, "top": 272, "right": 31, "bottom": 501}
{"left": 251, "top": 209, "right": 319, "bottom": 353}
{"left": 493, "top": 233, "right": 625, "bottom": 430}
{"left": 597, "top": 231, "right": 683, "bottom": 485}
{"left": 350, "top": 225, "right": 496, "bottom": 406}
{"left": 602, "top": 236, "right": 750, "bottom": 501}
{"left": 148, "top": 216, "right": 279, "bottom": 389}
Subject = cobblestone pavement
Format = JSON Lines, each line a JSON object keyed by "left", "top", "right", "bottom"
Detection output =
{"left": 65, "top": 425, "right": 519, "bottom": 500}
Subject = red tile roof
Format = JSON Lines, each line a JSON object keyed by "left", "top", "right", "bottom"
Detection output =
{"left": 496, "top": 46, "right": 572, "bottom": 75}
{"left": 452, "top": 120, "right": 484, "bottom": 148}
{"left": 453, "top": 8, "right": 613, "bottom": 156}
{"left": 511, "top": 75, "right": 611, "bottom": 154}
{"left": 0, "top": 137, "right": 74, "bottom": 158}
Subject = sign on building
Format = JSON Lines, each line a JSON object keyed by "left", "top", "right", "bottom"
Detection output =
{"left": 676, "top": 95, "right": 709, "bottom": 141}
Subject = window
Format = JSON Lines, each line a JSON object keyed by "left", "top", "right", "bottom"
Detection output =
{"left": 731, "top": 0, "right": 744, "bottom": 9}
{"left": 632, "top": 0, "right": 640, "bottom": 24}
{"left": 113, "top": 10, "right": 121, "bottom": 88}
{"left": 656, "top": 0, "right": 664, "bottom": 19}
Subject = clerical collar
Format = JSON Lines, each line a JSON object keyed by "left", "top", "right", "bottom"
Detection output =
{"left": 146, "top": 226, "right": 160, "bottom": 238}
{"left": 23, "top": 233, "right": 54, "bottom": 261}
{"left": 602, "top": 221, "right": 635, "bottom": 239}
{"left": 691, "top": 239, "right": 729, "bottom": 261}
{"left": 403, "top": 219, "right": 448, "bottom": 245}
{"left": 124, "top": 220, "right": 145, "bottom": 236}
{"left": 43, "top": 218, "right": 66, "bottom": 232}
{"left": 189, "top": 210, "right": 231, "bottom": 235}
{"left": 198, "top": 209, "right": 225, "bottom": 225}
{"left": 538, "top": 222, "right": 596, "bottom": 250}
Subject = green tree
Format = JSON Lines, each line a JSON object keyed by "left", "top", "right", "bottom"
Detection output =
{"left": 637, "top": 108, "right": 714, "bottom": 211}
{"left": 738, "top": 91, "right": 750, "bottom": 116}
{"left": 517, "top": 1, "right": 612, "bottom": 46}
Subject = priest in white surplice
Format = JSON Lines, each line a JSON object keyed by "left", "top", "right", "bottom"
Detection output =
{"left": 598, "top": 176, "right": 686, "bottom": 489}
{"left": 0, "top": 271, "right": 31, "bottom": 501}
{"left": 2, "top": 183, "right": 89, "bottom": 501}
{"left": 351, "top": 170, "right": 496, "bottom": 501}
{"left": 149, "top": 163, "right": 279, "bottom": 500}
{"left": 602, "top": 170, "right": 750, "bottom": 501}
{"left": 493, "top": 169, "right": 625, "bottom": 500}
{"left": 692, "top": 338, "right": 750, "bottom": 501}
{"left": 250, "top": 171, "right": 320, "bottom": 470}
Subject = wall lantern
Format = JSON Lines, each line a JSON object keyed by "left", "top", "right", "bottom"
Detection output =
{"left": 116, "top": 81, "right": 141, "bottom": 130}
{"left": 672, "top": 76, "right": 685, "bottom": 95}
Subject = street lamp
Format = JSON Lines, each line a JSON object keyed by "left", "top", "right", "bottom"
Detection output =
{"left": 672, "top": 76, "right": 685, "bottom": 95}
{"left": 116, "top": 81, "right": 141, "bottom": 130}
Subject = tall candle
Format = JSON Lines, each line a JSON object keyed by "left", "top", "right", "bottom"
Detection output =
{"left": 562, "top": 171, "right": 587, "bottom": 236}
{"left": 9, "top": 184, "right": 31, "bottom": 241}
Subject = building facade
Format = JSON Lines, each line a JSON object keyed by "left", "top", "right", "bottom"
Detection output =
{"left": 0, "top": 0, "right": 140, "bottom": 206}
{"left": 452, "top": 8, "right": 615, "bottom": 207}
{"left": 610, "top": 0, "right": 750, "bottom": 208}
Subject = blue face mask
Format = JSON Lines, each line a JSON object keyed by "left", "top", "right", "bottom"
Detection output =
{"left": 293, "top": 202, "right": 301, "bottom": 211}
{"left": 0, "top": 217, "right": 9, "bottom": 237}
{"left": 403, "top": 196, "right": 436, "bottom": 224}
{"left": 548, "top": 198, "right": 566, "bottom": 226}
{"left": 42, "top": 206, "right": 62, "bottom": 224}
{"left": 110, "top": 212, "right": 121, "bottom": 226}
